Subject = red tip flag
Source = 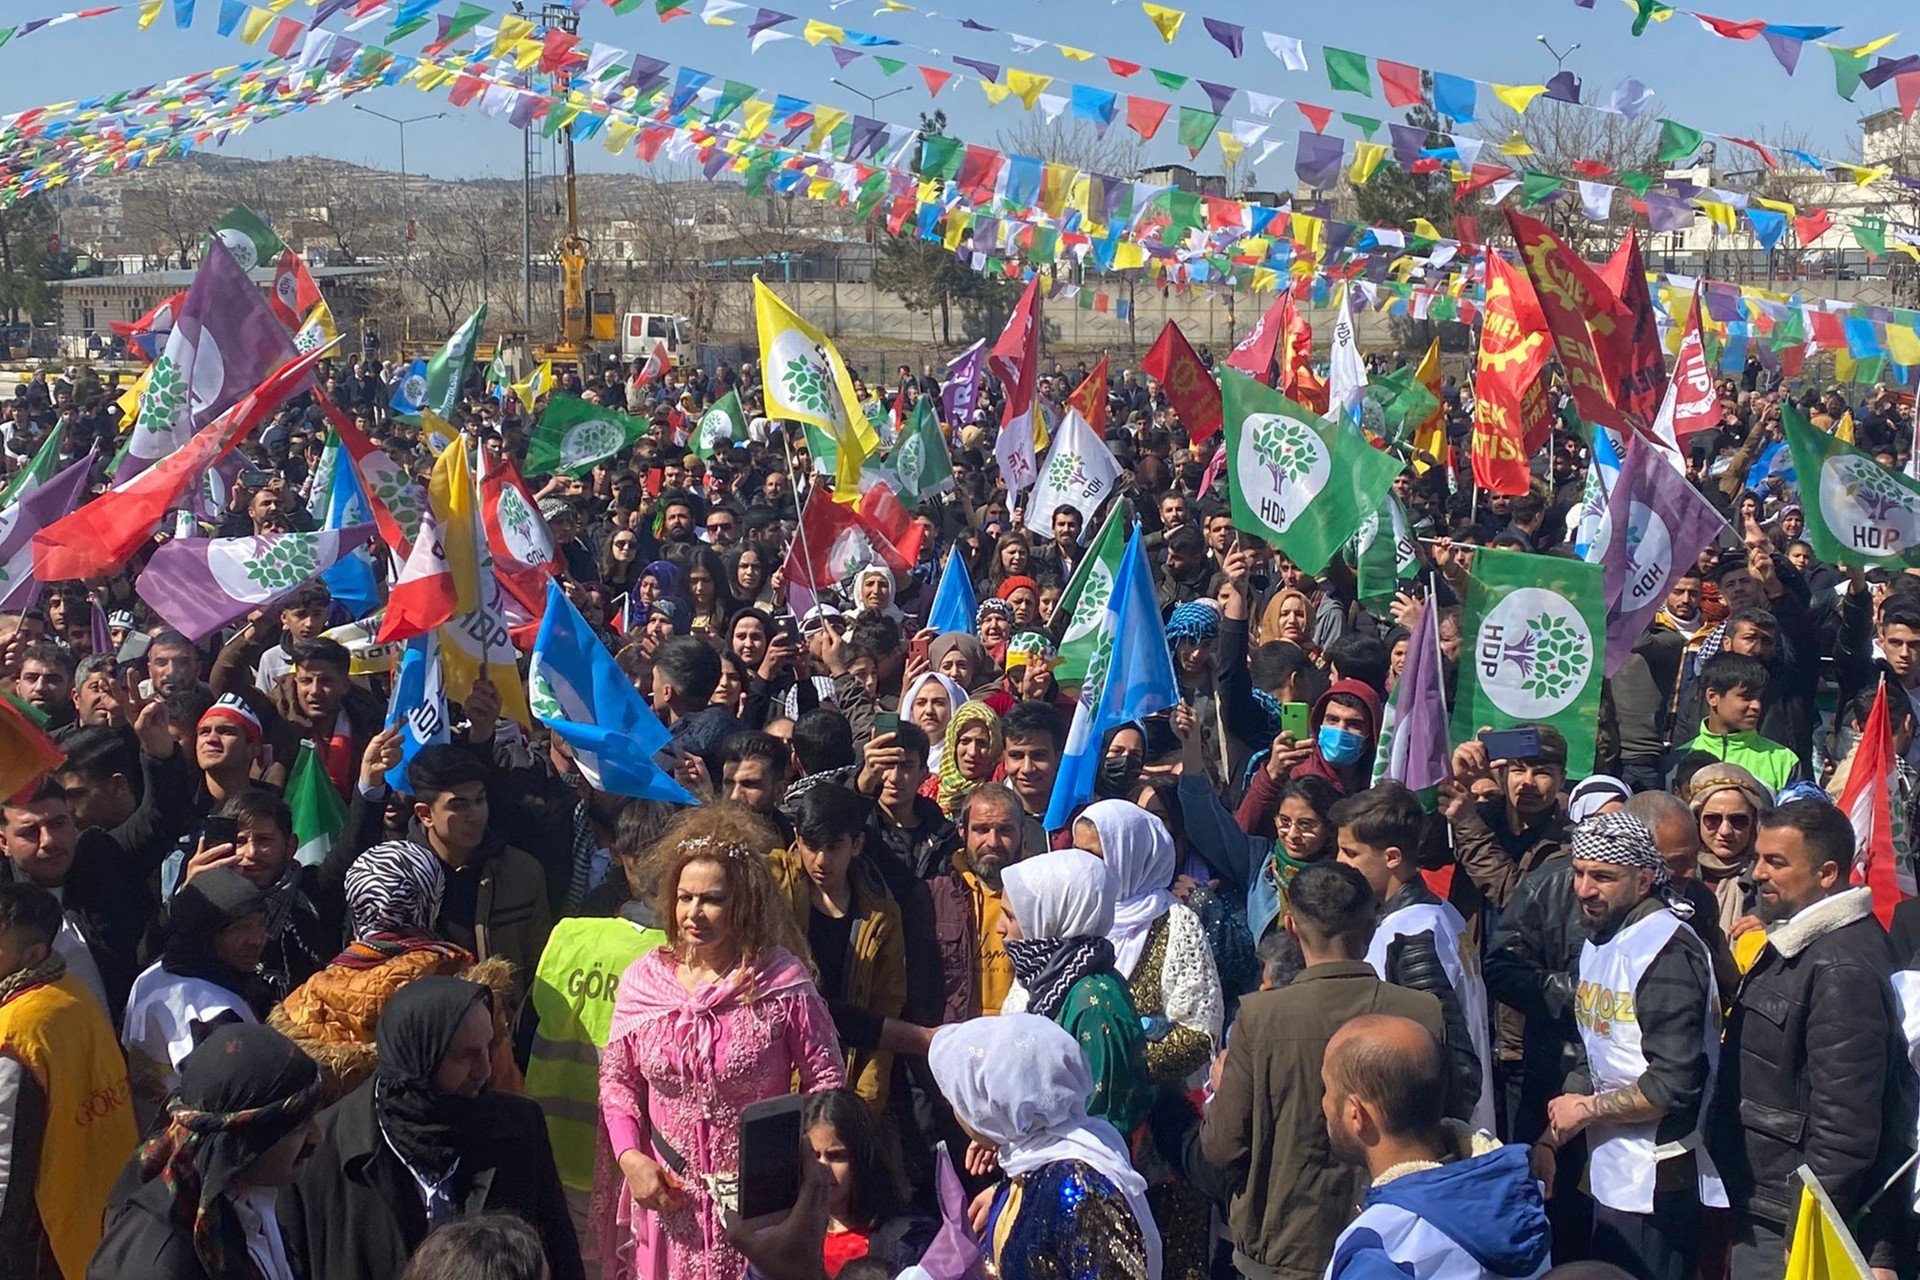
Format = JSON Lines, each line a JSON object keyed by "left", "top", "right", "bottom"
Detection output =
{"left": 377, "top": 510, "right": 460, "bottom": 644}
{"left": 1140, "top": 321, "right": 1223, "bottom": 444}
{"left": 0, "top": 693, "right": 65, "bottom": 804}
{"left": 1067, "top": 356, "right": 1110, "bottom": 439}
{"left": 783, "top": 488, "right": 918, "bottom": 591}
{"left": 1838, "top": 681, "right": 1914, "bottom": 929}
{"left": 268, "top": 248, "right": 323, "bottom": 332}
{"left": 31, "top": 345, "right": 330, "bottom": 582}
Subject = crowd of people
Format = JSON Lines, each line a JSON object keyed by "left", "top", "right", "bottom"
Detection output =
{"left": 3, "top": 323, "right": 1920, "bottom": 1280}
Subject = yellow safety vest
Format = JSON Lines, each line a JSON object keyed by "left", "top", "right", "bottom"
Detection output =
{"left": 0, "top": 973, "right": 136, "bottom": 1280}
{"left": 524, "top": 917, "right": 664, "bottom": 1189}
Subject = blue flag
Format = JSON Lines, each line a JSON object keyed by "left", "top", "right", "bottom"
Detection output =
{"left": 389, "top": 358, "right": 429, "bottom": 419}
{"left": 320, "top": 438, "right": 383, "bottom": 618}
{"left": 384, "top": 632, "right": 448, "bottom": 794}
{"left": 1745, "top": 439, "right": 1796, "bottom": 497}
{"left": 926, "top": 545, "right": 978, "bottom": 635}
{"left": 1043, "top": 527, "right": 1178, "bottom": 830}
{"left": 529, "top": 579, "right": 697, "bottom": 803}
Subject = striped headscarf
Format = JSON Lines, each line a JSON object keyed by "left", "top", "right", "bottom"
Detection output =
{"left": 1166, "top": 599, "right": 1222, "bottom": 643}
{"left": 1571, "top": 811, "right": 1667, "bottom": 886}
{"left": 938, "top": 700, "right": 1003, "bottom": 815}
{"left": 345, "top": 840, "right": 447, "bottom": 942}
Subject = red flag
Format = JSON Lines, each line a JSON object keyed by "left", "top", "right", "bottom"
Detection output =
{"left": 632, "top": 343, "right": 667, "bottom": 387}
{"left": 1664, "top": 289, "right": 1720, "bottom": 441}
{"left": 782, "top": 488, "right": 916, "bottom": 591}
{"left": 478, "top": 449, "right": 559, "bottom": 622}
{"left": 0, "top": 693, "right": 65, "bottom": 803}
{"left": 1139, "top": 322, "right": 1222, "bottom": 444}
{"left": 1278, "top": 298, "right": 1328, "bottom": 414}
{"left": 377, "top": 510, "right": 459, "bottom": 644}
{"left": 1505, "top": 210, "right": 1654, "bottom": 437}
{"left": 1067, "top": 357, "right": 1109, "bottom": 438}
{"left": 1470, "top": 254, "right": 1552, "bottom": 496}
{"left": 1838, "top": 682, "right": 1914, "bottom": 929}
{"left": 32, "top": 345, "right": 329, "bottom": 580}
{"left": 267, "top": 249, "right": 324, "bottom": 332}
{"left": 110, "top": 289, "right": 186, "bottom": 361}
{"left": 324, "top": 394, "right": 421, "bottom": 557}
{"left": 988, "top": 279, "right": 1042, "bottom": 420}
{"left": 1596, "top": 230, "right": 1668, "bottom": 426}
{"left": 1793, "top": 209, "right": 1834, "bottom": 247}
{"left": 857, "top": 481, "right": 926, "bottom": 565}
{"left": 1225, "top": 293, "right": 1288, "bottom": 385}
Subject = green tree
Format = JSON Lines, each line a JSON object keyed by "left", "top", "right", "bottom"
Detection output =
{"left": 0, "top": 195, "right": 73, "bottom": 328}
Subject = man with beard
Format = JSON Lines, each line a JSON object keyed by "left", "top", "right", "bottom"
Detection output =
{"left": 280, "top": 977, "right": 581, "bottom": 1280}
{"left": 1707, "top": 800, "right": 1910, "bottom": 1280}
{"left": 1538, "top": 812, "right": 1722, "bottom": 1280}
{"left": 925, "top": 783, "right": 1029, "bottom": 1022}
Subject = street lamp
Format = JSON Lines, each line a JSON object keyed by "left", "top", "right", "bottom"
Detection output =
{"left": 354, "top": 105, "right": 446, "bottom": 252}
{"left": 1534, "top": 35, "right": 1581, "bottom": 71}
{"left": 829, "top": 77, "right": 910, "bottom": 117}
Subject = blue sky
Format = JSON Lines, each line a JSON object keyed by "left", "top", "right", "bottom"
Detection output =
{"left": 3, "top": 0, "right": 1912, "bottom": 181}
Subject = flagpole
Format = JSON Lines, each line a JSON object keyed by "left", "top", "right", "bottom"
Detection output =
{"left": 779, "top": 423, "right": 824, "bottom": 615}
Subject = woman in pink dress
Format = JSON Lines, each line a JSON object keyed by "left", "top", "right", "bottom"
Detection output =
{"left": 596, "top": 804, "right": 847, "bottom": 1280}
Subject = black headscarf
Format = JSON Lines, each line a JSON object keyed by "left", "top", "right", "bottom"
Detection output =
{"left": 138, "top": 1024, "right": 322, "bottom": 1279}
{"left": 372, "top": 976, "right": 493, "bottom": 1182}
{"left": 164, "top": 868, "right": 270, "bottom": 1015}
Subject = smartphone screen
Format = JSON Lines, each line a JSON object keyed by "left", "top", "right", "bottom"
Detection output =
{"left": 646, "top": 468, "right": 664, "bottom": 497}
{"left": 202, "top": 815, "right": 239, "bottom": 849}
{"left": 1478, "top": 727, "right": 1542, "bottom": 761}
{"left": 736, "top": 1095, "right": 805, "bottom": 1221}
{"left": 1280, "top": 702, "right": 1311, "bottom": 741}
{"left": 873, "top": 711, "right": 900, "bottom": 738}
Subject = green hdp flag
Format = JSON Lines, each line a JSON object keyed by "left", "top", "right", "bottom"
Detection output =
{"left": 1781, "top": 403, "right": 1920, "bottom": 569}
{"left": 1361, "top": 366, "right": 1439, "bottom": 448}
{"left": 1220, "top": 367, "right": 1402, "bottom": 575}
{"left": 1351, "top": 493, "right": 1420, "bottom": 613}
{"left": 888, "top": 398, "right": 953, "bottom": 502}
{"left": 424, "top": 304, "right": 486, "bottom": 421}
{"left": 802, "top": 422, "right": 838, "bottom": 477}
{"left": 1451, "top": 546, "right": 1606, "bottom": 778}
{"left": 209, "top": 203, "right": 284, "bottom": 270}
{"left": 527, "top": 395, "right": 648, "bottom": 477}
{"left": 1054, "top": 497, "right": 1131, "bottom": 685}
{"left": 0, "top": 424, "right": 63, "bottom": 506}
{"left": 692, "top": 390, "right": 748, "bottom": 459}
{"left": 286, "top": 740, "right": 347, "bottom": 867}
{"left": 1177, "top": 107, "right": 1221, "bottom": 155}
{"left": 1324, "top": 46, "right": 1372, "bottom": 97}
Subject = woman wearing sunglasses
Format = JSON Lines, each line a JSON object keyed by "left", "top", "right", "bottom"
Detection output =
{"left": 1683, "top": 761, "right": 1771, "bottom": 939}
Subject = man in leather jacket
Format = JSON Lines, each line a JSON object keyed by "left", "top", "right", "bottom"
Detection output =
{"left": 1707, "top": 799, "right": 1913, "bottom": 1280}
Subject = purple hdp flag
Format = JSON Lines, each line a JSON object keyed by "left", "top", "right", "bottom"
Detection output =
{"left": 118, "top": 238, "right": 298, "bottom": 482}
{"left": 135, "top": 524, "right": 376, "bottom": 642}
{"left": 940, "top": 339, "right": 986, "bottom": 428}
{"left": 0, "top": 451, "right": 94, "bottom": 610}
{"left": 1602, "top": 439, "right": 1729, "bottom": 676}
{"left": 1384, "top": 599, "right": 1450, "bottom": 793}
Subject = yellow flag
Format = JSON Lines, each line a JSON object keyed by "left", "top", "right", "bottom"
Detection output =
{"left": 1059, "top": 45, "right": 1093, "bottom": 60}
{"left": 294, "top": 300, "right": 338, "bottom": 354}
{"left": 429, "top": 437, "right": 480, "bottom": 614}
{"left": 1349, "top": 141, "right": 1390, "bottom": 186}
{"left": 1410, "top": 339, "right": 1447, "bottom": 475}
{"left": 1834, "top": 411, "right": 1856, "bottom": 443}
{"left": 1785, "top": 1168, "right": 1873, "bottom": 1280}
{"left": 137, "top": 0, "right": 163, "bottom": 29}
{"left": 1701, "top": 201, "right": 1738, "bottom": 235}
{"left": 980, "top": 80, "right": 1012, "bottom": 106}
{"left": 512, "top": 360, "right": 553, "bottom": 415}
{"left": 1411, "top": 217, "right": 1442, "bottom": 241}
{"left": 118, "top": 365, "right": 151, "bottom": 426}
{"left": 1142, "top": 2, "right": 1185, "bottom": 42}
{"left": 1007, "top": 68, "right": 1053, "bottom": 110}
{"left": 1888, "top": 324, "right": 1920, "bottom": 366}
{"left": 1491, "top": 83, "right": 1547, "bottom": 114}
{"left": 240, "top": 6, "right": 275, "bottom": 42}
{"left": 802, "top": 18, "right": 843, "bottom": 44}
{"left": 1499, "top": 130, "right": 1534, "bottom": 156}
{"left": 753, "top": 278, "right": 877, "bottom": 502}
{"left": 1834, "top": 32, "right": 1899, "bottom": 57}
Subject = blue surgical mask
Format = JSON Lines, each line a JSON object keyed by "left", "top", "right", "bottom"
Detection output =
{"left": 1317, "top": 724, "right": 1366, "bottom": 767}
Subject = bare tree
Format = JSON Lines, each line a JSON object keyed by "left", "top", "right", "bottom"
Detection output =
{"left": 1479, "top": 99, "right": 1658, "bottom": 256}
{"left": 996, "top": 115, "right": 1143, "bottom": 176}
{"left": 118, "top": 177, "right": 224, "bottom": 267}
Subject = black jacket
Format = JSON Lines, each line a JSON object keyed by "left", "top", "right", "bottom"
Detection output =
{"left": 279, "top": 1078, "right": 583, "bottom": 1280}
{"left": 1486, "top": 858, "right": 1729, "bottom": 1143}
{"left": 1708, "top": 887, "right": 1913, "bottom": 1243}
{"left": 1376, "top": 880, "right": 1481, "bottom": 1124}
{"left": 88, "top": 1169, "right": 252, "bottom": 1280}
{"left": 4, "top": 745, "right": 197, "bottom": 1019}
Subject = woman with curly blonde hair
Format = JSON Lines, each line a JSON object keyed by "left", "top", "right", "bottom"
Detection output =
{"left": 594, "top": 804, "right": 846, "bottom": 1280}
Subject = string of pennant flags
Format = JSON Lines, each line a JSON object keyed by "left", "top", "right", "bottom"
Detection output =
{"left": 4, "top": 0, "right": 1919, "bottom": 370}
{"left": 1568, "top": 0, "right": 1913, "bottom": 95}
{"left": 108, "top": 0, "right": 1920, "bottom": 264}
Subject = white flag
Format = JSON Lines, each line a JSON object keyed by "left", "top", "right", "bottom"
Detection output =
{"left": 1328, "top": 288, "right": 1369, "bottom": 429}
{"left": 1025, "top": 410, "right": 1124, "bottom": 534}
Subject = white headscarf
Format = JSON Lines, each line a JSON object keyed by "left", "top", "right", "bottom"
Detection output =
{"left": 853, "top": 562, "right": 904, "bottom": 620}
{"left": 1080, "top": 799, "right": 1177, "bottom": 980}
{"left": 902, "top": 671, "right": 968, "bottom": 773}
{"left": 929, "top": 1014, "right": 1162, "bottom": 1280}
{"left": 1002, "top": 849, "right": 1115, "bottom": 940}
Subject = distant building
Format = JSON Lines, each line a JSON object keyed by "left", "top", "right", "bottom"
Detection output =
{"left": 49, "top": 264, "right": 387, "bottom": 358}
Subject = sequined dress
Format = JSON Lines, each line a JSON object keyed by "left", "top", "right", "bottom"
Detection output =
{"left": 982, "top": 1158, "right": 1152, "bottom": 1280}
